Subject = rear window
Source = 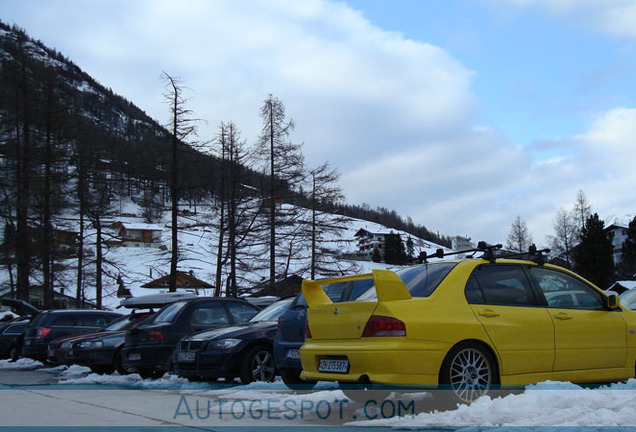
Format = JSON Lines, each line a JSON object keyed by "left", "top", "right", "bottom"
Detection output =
{"left": 152, "top": 301, "right": 187, "bottom": 324}
{"left": 356, "top": 262, "right": 457, "bottom": 301}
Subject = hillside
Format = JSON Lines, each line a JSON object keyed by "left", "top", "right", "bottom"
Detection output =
{"left": 0, "top": 21, "right": 450, "bottom": 309}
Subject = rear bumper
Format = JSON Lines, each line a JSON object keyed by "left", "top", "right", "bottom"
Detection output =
{"left": 273, "top": 336, "right": 303, "bottom": 371}
{"left": 22, "top": 340, "right": 48, "bottom": 362}
{"left": 299, "top": 338, "right": 448, "bottom": 386}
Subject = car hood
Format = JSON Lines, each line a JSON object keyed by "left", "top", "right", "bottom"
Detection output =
{"left": 51, "top": 330, "right": 114, "bottom": 347}
{"left": 187, "top": 321, "right": 276, "bottom": 341}
{"left": 81, "top": 331, "right": 125, "bottom": 344}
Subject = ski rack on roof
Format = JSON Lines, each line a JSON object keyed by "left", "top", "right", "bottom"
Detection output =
{"left": 417, "top": 242, "right": 550, "bottom": 265}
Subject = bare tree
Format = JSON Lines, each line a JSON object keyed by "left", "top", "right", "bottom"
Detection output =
{"left": 162, "top": 73, "right": 197, "bottom": 292}
{"left": 255, "top": 94, "right": 305, "bottom": 288}
{"left": 573, "top": 189, "right": 592, "bottom": 231}
{"left": 506, "top": 215, "right": 533, "bottom": 253}
{"left": 547, "top": 207, "right": 577, "bottom": 267}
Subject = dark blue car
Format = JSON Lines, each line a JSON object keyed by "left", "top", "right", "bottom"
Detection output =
{"left": 274, "top": 279, "right": 373, "bottom": 388}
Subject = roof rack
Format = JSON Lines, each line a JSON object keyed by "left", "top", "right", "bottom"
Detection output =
{"left": 417, "top": 242, "right": 550, "bottom": 265}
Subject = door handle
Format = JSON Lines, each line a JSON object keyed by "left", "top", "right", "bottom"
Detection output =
{"left": 478, "top": 309, "right": 500, "bottom": 318}
{"left": 553, "top": 312, "right": 573, "bottom": 320}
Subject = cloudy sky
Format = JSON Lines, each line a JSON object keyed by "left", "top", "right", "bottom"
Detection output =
{"left": 2, "top": 0, "right": 635, "bottom": 245}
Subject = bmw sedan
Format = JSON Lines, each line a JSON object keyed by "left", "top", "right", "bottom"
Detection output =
{"left": 174, "top": 297, "right": 293, "bottom": 383}
{"left": 300, "top": 251, "right": 636, "bottom": 404}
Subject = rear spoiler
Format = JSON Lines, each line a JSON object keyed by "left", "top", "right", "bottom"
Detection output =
{"left": 302, "top": 269, "right": 412, "bottom": 308}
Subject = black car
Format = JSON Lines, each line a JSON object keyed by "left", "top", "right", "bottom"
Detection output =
{"left": 22, "top": 310, "right": 122, "bottom": 362}
{"left": 273, "top": 279, "right": 373, "bottom": 388}
{"left": 0, "top": 299, "right": 41, "bottom": 360}
{"left": 0, "top": 318, "right": 30, "bottom": 359}
{"left": 121, "top": 297, "right": 261, "bottom": 379}
{"left": 50, "top": 311, "right": 154, "bottom": 372}
{"left": 173, "top": 297, "right": 293, "bottom": 383}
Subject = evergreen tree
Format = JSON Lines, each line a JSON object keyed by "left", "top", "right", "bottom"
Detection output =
{"left": 618, "top": 216, "right": 636, "bottom": 279}
{"left": 384, "top": 233, "right": 407, "bottom": 265}
{"left": 573, "top": 213, "right": 614, "bottom": 289}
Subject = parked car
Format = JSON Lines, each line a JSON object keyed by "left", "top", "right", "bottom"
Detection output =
{"left": 47, "top": 312, "right": 153, "bottom": 367}
{"left": 274, "top": 279, "right": 373, "bottom": 388}
{"left": 64, "top": 293, "right": 196, "bottom": 374}
{"left": 620, "top": 289, "right": 636, "bottom": 310}
{"left": 0, "top": 317, "right": 30, "bottom": 359}
{"left": 121, "top": 297, "right": 261, "bottom": 379}
{"left": 0, "top": 298, "right": 41, "bottom": 360}
{"left": 174, "top": 297, "right": 294, "bottom": 383}
{"left": 300, "top": 244, "right": 635, "bottom": 404}
{"left": 22, "top": 310, "right": 122, "bottom": 362}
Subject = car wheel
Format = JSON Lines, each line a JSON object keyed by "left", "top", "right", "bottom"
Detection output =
{"left": 239, "top": 345, "right": 276, "bottom": 384}
{"left": 439, "top": 342, "right": 498, "bottom": 404}
{"left": 114, "top": 350, "right": 134, "bottom": 375}
{"left": 280, "top": 367, "right": 316, "bottom": 389}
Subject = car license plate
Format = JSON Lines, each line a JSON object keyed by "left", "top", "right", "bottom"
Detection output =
{"left": 177, "top": 352, "right": 196, "bottom": 362}
{"left": 318, "top": 358, "right": 349, "bottom": 374}
{"left": 286, "top": 349, "right": 300, "bottom": 359}
{"left": 128, "top": 352, "right": 141, "bottom": 361}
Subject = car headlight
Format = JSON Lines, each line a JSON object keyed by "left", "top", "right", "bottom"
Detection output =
{"left": 207, "top": 338, "right": 241, "bottom": 350}
{"left": 79, "top": 340, "right": 104, "bottom": 349}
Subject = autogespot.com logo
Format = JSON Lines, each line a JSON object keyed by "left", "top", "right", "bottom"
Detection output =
{"left": 173, "top": 395, "right": 416, "bottom": 422}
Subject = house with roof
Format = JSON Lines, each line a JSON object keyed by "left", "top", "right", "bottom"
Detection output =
{"left": 110, "top": 221, "right": 162, "bottom": 247}
{"left": 140, "top": 270, "right": 214, "bottom": 292}
{"left": 605, "top": 221, "right": 629, "bottom": 266}
{"left": 354, "top": 228, "right": 401, "bottom": 260}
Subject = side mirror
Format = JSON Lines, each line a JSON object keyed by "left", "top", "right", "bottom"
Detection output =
{"left": 606, "top": 293, "right": 620, "bottom": 310}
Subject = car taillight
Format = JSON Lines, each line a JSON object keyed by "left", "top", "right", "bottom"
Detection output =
{"left": 305, "top": 321, "right": 312, "bottom": 339}
{"left": 361, "top": 315, "right": 406, "bottom": 337}
{"left": 277, "top": 316, "right": 282, "bottom": 333}
{"left": 36, "top": 327, "right": 51, "bottom": 340}
{"left": 146, "top": 330, "right": 164, "bottom": 342}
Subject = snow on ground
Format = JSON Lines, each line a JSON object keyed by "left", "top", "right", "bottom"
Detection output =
{"left": 2, "top": 359, "right": 634, "bottom": 427}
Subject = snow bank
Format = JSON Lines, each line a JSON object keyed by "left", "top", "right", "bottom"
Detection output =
{"left": 349, "top": 380, "right": 636, "bottom": 427}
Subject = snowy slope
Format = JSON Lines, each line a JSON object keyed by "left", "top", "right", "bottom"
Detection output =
{"left": 0, "top": 198, "right": 447, "bottom": 310}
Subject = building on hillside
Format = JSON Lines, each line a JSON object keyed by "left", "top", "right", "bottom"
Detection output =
{"left": 0, "top": 286, "right": 97, "bottom": 310}
{"left": 110, "top": 221, "right": 162, "bottom": 247}
{"left": 451, "top": 236, "right": 474, "bottom": 258}
{"left": 605, "top": 221, "right": 629, "bottom": 266}
{"left": 354, "top": 228, "right": 402, "bottom": 261}
{"left": 140, "top": 270, "right": 214, "bottom": 293}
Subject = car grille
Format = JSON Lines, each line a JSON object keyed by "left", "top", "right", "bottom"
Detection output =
{"left": 180, "top": 340, "right": 204, "bottom": 351}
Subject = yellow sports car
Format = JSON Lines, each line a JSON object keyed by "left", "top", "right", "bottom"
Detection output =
{"left": 300, "top": 246, "right": 636, "bottom": 403}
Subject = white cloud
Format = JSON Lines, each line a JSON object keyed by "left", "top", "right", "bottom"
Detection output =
{"left": 489, "top": 0, "right": 636, "bottom": 38}
{"left": 3, "top": 0, "right": 636, "bottom": 245}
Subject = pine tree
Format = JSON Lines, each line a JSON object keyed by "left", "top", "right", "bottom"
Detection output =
{"left": 506, "top": 215, "right": 533, "bottom": 253}
{"left": 573, "top": 213, "right": 614, "bottom": 289}
{"left": 618, "top": 216, "right": 636, "bottom": 279}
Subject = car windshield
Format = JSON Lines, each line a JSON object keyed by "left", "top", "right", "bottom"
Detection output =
{"left": 152, "top": 301, "right": 188, "bottom": 323}
{"left": 620, "top": 289, "right": 636, "bottom": 310}
{"left": 249, "top": 298, "right": 294, "bottom": 322}
{"left": 356, "top": 262, "right": 457, "bottom": 301}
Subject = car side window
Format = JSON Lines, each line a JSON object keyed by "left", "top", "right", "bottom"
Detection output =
{"left": 225, "top": 302, "right": 259, "bottom": 323}
{"left": 529, "top": 267, "right": 605, "bottom": 310}
{"left": 76, "top": 315, "right": 108, "bottom": 327}
{"left": 52, "top": 315, "right": 75, "bottom": 326}
{"left": 467, "top": 265, "right": 538, "bottom": 306}
{"left": 191, "top": 303, "right": 230, "bottom": 325}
